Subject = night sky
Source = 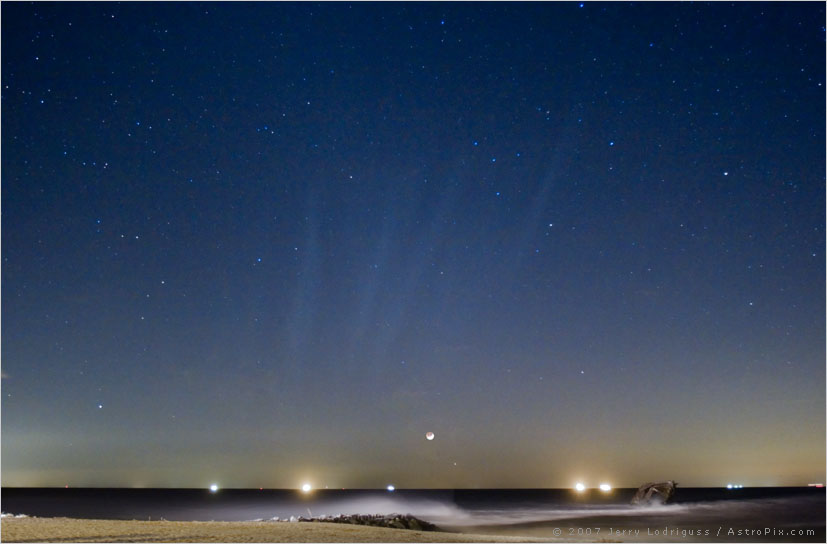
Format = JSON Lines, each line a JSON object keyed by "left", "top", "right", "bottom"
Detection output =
{"left": 2, "top": 2, "right": 824, "bottom": 489}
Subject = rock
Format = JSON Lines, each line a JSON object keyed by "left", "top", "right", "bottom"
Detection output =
{"left": 294, "top": 513, "right": 439, "bottom": 531}
{"left": 631, "top": 480, "right": 677, "bottom": 505}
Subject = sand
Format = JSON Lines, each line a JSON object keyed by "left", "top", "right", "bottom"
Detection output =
{"left": 0, "top": 517, "right": 551, "bottom": 543}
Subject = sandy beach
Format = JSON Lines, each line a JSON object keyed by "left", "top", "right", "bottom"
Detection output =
{"left": 0, "top": 517, "right": 551, "bottom": 543}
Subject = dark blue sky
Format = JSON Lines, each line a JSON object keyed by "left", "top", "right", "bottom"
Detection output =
{"left": 2, "top": 1, "right": 824, "bottom": 488}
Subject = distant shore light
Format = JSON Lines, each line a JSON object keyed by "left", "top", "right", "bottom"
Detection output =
{"left": 726, "top": 484, "right": 733, "bottom": 489}
{"left": 387, "top": 485, "right": 395, "bottom": 491}
{"left": 425, "top": 432, "right": 435, "bottom": 440}
{"left": 599, "top": 483, "right": 611, "bottom": 492}
{"left": 575, "top": 482, "right": 586, "bottom": 492}
{"left": 301, "top": 483, "right": 312, "bottom": 493}
{"left": 209, "top": 484, "right": 219, "bottom": 492}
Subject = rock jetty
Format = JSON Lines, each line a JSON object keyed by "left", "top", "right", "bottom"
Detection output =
{"left": 266, "top": 514, "right": 440, "bottom": 531}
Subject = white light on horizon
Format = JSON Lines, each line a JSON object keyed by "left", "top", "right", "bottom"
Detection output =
{"left": 301, "top": 483, "right": 312, "bottom": 493}
{"left": 387, "top": 485, "right": 395, "bottom": 491}
{"left": 209, "top": 484, "right": 219, "bottom": 492}
{"left": 599, "top": 483, "right": 611, "bottom": 492}
{"left": 575, "top": 482, "right": 586, "bottom": 492}
{"left": 726, "top": 484, "right": 733, "bottom": 489}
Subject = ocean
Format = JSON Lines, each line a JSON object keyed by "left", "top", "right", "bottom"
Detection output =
{"left": 1, "top": 487, "right": 824, "bottom": 542}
